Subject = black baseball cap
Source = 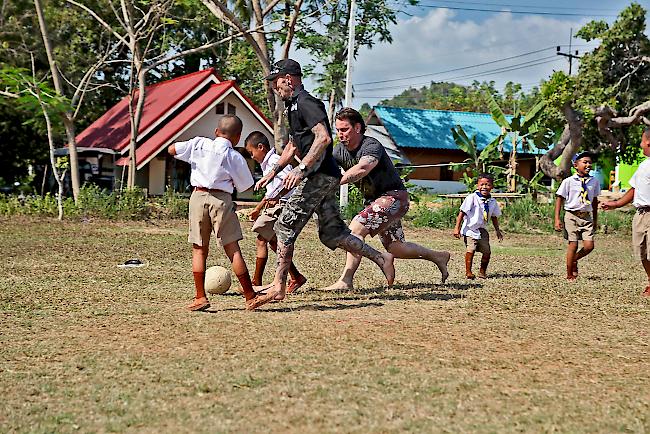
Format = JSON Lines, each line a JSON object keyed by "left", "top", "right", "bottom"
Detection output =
{"left": 572, "top": 151, "right": 594, "bottom": 163}
{"left": 264, "top": 59, "right": 302, "bottom": 81}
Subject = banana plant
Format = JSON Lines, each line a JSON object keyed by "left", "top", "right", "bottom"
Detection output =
{"left": 450, "top": 125, "right": 504, "bottom": 190}
{"left": 487, "top": 94, "right": 546, "bottom": 192}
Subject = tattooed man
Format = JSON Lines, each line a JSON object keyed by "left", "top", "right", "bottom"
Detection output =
{"left": 323, "top": 107, "right": 451, "bottom": 291}
{"left": 251, "top": 60, "right": 395, "bottom": 308}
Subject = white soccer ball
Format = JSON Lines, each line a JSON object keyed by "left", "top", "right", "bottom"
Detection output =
{"left": 205, "top": 265, "right": 232, "bottom": 295}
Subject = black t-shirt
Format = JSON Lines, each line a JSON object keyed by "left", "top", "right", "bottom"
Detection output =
{"left": 286, "top": 87, "right": 340, "bottom": 178}
{"left": 333, "top": 135, "right": 405, "bottom": 201}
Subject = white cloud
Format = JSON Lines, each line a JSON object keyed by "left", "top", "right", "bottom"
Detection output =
{"left": 346, "top": 9, "right": 599, "bottom": 107}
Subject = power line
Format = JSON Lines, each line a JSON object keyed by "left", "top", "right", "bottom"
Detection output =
{"left": 419, "top": 0, "right": 619, "bottom": 12}
{"left": 355, "top": 46, "right": 555, "bottom": 86}
{"left": 357, "top": 57, "right": 563, "bottom": 98}
{"left": 416, "top": 4, "right": 617, "bottom": 17}
{"left": 356, "top": 55, "right": 559, "bottom": 93}
{"left": 354, "top": 44, "right": 597, "bottom": 87}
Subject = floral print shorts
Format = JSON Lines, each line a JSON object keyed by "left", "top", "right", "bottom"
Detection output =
{"left": 353, "top": 190, "right": 410, "bottom": 248}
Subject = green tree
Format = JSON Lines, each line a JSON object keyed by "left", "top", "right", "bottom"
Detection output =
{"left": 538, "top": 3, "right": 650, "bottom": 180}
{"left": 295, "top": 0, "right": 402, "bottom": 121}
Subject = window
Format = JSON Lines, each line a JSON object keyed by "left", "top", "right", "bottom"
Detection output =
{"left": 227, "top": 103, "right": 237, "bottom": 115}
{"left": 215, "top": 103, "right": 224, "bottom": 114}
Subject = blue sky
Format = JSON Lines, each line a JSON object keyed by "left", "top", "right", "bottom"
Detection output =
{"left": 294, "top": 1, "right": 650, "bottom": 109}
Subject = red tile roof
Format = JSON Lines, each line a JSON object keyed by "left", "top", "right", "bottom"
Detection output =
{"left": 115, "top": 82, "right": 234, "bottom": 168}
{"left": 75, "top": 68, "right": 218, "bottom": 152}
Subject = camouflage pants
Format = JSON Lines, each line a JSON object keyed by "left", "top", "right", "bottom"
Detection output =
{"left": 274, "top": 172, "right": 350, "bottom": 250}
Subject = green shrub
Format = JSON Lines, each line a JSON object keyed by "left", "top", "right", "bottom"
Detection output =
{"left": 340, "top": 184, "right": 366, "bottom": 221}
{"left": 409, "top": 202, "right": 458, "bottom": 229}
{"left": 151, "top": 188, "right": 189, "bottom": 219}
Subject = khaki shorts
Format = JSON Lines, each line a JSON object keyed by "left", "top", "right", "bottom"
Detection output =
{"left": 632, "top": 211, "right": 650, "bottom": 260}
{"left": 188, "top": 190, "right": 242, "bottom": 247}
{"left": 464, "top": 228, "right": 490, "bottom": 254}
{"left": 252, "top": 202, "right": 284, "bottom": 241}
{"left": 563, "top": 211, "right": 594, "bottom": 242}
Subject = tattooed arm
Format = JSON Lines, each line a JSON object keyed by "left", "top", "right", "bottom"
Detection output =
{"left": 283, "top": 122, "right": 332, "bottom": 189}
{"left": 340, "top": 155, "right": 379, "bottom": 185}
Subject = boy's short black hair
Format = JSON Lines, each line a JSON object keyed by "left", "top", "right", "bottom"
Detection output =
{"left": 477, "top": 173, "right": 494, "bottom": 183}
{"left": 244, "top": 131, "right": 271, "bottom": 150}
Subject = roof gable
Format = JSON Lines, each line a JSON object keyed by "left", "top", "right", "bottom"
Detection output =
{"left": 373, "top": 106, "right": 540, "bottom": 154}
{"left": 75, "top": 68, "right": 218, "bottom": 151}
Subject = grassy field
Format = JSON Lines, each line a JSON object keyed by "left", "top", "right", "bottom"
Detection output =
{"left": 1, "top": 217, "right": 649, "bottom": 433}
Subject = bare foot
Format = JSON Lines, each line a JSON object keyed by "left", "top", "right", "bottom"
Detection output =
{"left": 380, "top": 252, "right": 395, "bottom": 286}
{"left": 466, "top": 272, "right": 475, "bottom": 280}
{"left": 642, "top": 285, "right": 650, "bottom": 297}
{"left": 287, "top": 275, "right": 308, "bottom": 294}
{"left": 566, "top": 275, "right": 577, "bottom": 281}
{"left": 436, "top": 252, "right": 451, "bottom": 283}
{"left": 572, "top": 261, "right": 579, "bottom": 277}
{"left": 321, "top": 280, "right": 354, "bottom": 291}
{"left": 187, "top": 296, "right": 210, "bottom": 311}
{"left": 478, "top": 270, "right": 487, "bottom": 279}
{"left": 246, "top": 283, "right": 286, "bottom": 309}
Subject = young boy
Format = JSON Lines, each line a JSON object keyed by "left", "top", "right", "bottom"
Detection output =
{"left": 244, "top": 131, "right": 307, "bottom": 293}
{"left": 554, "top": 151, "right": 600, "bottom": 280}
{"left": 602, "top": 127, "right": 650, "bottom": 296}
{"left": 167, "top": 114, "right": 261, "bottom": 311}
{"left": 453, "top": 173, "right": 504, "bottom": 279}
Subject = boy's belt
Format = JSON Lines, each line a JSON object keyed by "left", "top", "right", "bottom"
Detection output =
{"left": 567, "top": 210, "right": 591, "bottom": 218}
{"left": 194, "top": 186, "right": 228, "bottom": 194}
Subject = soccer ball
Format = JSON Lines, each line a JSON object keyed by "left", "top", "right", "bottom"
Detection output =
{"left": 205, "top": 266, "right": 232, "bottom": 295}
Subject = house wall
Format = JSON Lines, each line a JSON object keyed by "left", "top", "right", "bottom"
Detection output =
{"left": 148, "top": 155, "right": 166, "bottom": 195}
{"left": 402, "top": 148, "right": 538, "bottom": 181}
{"left": 174, "top": 94, "right": 272, "bottom": 149}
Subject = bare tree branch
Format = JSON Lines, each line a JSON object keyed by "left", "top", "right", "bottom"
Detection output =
{"left": 281, "top": 0, "right": 304, "bottom": 59}
{"left": 66, "top": 0, "right": 128, "bottom": 46}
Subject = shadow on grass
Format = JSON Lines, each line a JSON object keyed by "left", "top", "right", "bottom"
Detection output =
{"left": 213, "top": 301, "right": 384, "bottom": 313}
{"left": 487, "top": 272, "right": 554, "bottom": 279}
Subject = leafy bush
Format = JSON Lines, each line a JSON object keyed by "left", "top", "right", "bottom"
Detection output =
{"left": 406, "top": 195, "right": 633, "bottom": 235}
{"left": 410, "top": 202, "right": 458, "bottom": 229}
{"left": 340, "top": 184, "right": 366, "bottom": 221}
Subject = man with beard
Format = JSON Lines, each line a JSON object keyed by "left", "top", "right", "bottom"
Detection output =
{"left": 250, "top": 59, "right": 395, "bottom": 308}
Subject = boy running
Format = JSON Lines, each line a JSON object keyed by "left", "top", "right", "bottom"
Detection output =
{"left": 244, "top": 131, "right": 307, "bottom": 293}
{"left": 453, "top": 174, "right": 504, "bottom": 279}
{"left": 167, "top": 114, "right": 261, "bottom": 311}
{"left": 554, "top": 152, "right": 600, "bottom": 280}
{"left": 602, "top": 128, "right": 650, "bottom": 296}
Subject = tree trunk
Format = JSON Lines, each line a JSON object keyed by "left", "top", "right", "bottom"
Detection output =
{"left": 328, "top": 87, "right": 336, "bottom": 127}
{"left": 34, "top": 0, "right": 80, "bottom": 202}
{"left": 539, "top": 104, "right": 584, "bottom": 181}
{"left": 42, "top": 100, "right": 64, "bottom": 220}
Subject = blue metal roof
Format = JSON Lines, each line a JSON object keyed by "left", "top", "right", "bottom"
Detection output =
{"left": 374, "top": 106, "right": 542, "bottom": 154}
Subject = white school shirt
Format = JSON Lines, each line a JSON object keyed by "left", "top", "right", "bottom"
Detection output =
{"left": 173, "top": 136, "right": 253, "bottom": 193}
{"left": 629, "top": 158, "right": 650, "bottom": 207}
{"left": 260, "top": 148, "right": 294, "bottom": 201}
{"left": 460, "top": 192, "right": 502, "bottom": 239}
{"left": 555, "top": 174, "right": 601, "bottom": 212}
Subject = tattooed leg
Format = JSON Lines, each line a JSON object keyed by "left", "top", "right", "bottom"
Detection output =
{"left": 247, "top": 242, "right": 295, "bottom": 309}
{"left": 337, "top": 234, "right": 395, "bottom": 285}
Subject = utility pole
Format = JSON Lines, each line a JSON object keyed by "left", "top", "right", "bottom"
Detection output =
{"left": 340, "top": 0, "right": 356, "bottom": 207}
{"left": 556, "top": 28, "right": 580, "bottom": 75}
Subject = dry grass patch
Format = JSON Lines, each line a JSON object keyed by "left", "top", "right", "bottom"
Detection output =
{"left": 1, "top": 217, "right": 648, "bottom": 433}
